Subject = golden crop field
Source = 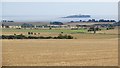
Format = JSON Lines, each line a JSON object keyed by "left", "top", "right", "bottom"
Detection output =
{"left": 0, "top": 40, "right": 2, "bottom": 67}
{"left": 2, "top": 28, "right": 118, "bottom": 66}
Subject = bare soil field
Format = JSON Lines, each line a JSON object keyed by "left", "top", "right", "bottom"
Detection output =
{"left": 2, "top": 38, "right": 118, "bottom": 66}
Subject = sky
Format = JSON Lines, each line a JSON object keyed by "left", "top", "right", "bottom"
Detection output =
{"left": 1, "top": 0, "right": 119, "bottom": 2}
{"left": 1, "top": 2, "right": 118, "bottom": 22}
{"left": 118, "top": 1, "right": 120, "bottom": 21}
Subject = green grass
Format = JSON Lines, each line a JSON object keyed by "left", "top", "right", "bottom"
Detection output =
{"left": 2, "top": 28, "right": 87, "bottom": 34}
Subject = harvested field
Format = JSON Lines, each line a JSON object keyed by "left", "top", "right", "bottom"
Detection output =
{"left": 1, "top": 2, "right": 118, "bottom": 66}
{"left": 0, "top": 40, "right": 2, "bottom": 67}
{"left": 2, "top": 28, "right": 118, "bottom": 66}
{"left": 2, "top": 38, "right": 118, "bottom": 66}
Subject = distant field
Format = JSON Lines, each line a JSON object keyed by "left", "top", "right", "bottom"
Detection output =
{"left": 2, "top": 28, "right": 87, "bottom": 33}
{"left": 1, "top": 28, "right": 118, "bottom": 39}
{"left": 64, "top": 22, "right": 114, "bottom": 26}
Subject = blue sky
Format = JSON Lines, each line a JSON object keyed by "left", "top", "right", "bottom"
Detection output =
{"left": 1, "top": 2, "right": 118, "bottom": 22}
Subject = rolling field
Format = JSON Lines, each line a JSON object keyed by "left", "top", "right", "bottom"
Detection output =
{"left": 0, "top": 28, "right": 1, "bottom": 67}
{"left": 1, "top": 28, "right": 86, "bottom": 35}
{"left": 1, "top": 28, "right": 118, "bottom": 39}
{"left": 2, "top": 28, "right": 118, "bottom": 66}
{"left": 2, "top": 39, "right": 118, "bottom": 66}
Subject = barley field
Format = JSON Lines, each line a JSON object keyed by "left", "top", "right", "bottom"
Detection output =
{"left": 0, "top": 40, "right": 2, "bottom": 67}
{"left": 2, "top": 39, "right": 118, "bottom": 66}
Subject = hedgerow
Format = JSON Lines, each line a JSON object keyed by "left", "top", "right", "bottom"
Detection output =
{"left": 1, "top": 34, "right": 73, "bottom": 39}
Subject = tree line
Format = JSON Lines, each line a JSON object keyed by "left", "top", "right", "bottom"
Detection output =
{"left": 70, "top": 19, "right": 116, "bottom": 23}
{"left": 1, "top": 34, "right": 73, "bottom": 39}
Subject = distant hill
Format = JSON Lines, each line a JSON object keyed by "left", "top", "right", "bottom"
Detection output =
{"left": 64, "top": 22, "right": 115, "bottom": 26}
{"left": 1, "top": 22, "right": 50, "bottom": 26}
{"left": 62, "top": 14, "right": 91, "bottom": 18}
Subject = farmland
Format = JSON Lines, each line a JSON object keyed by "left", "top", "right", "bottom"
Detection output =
{"left": 1, "top": 28, "right": 118, "bottom": 66}
{"left": 1, "top": 2, "right": 119, "bottom": 66}
{"left": 2, "top": 28, "right": 87, "bottom": 34}
{"left": 1, "top": 27, "right": 118, "bottom": 39}
{"left": 2, "top": 39, "right": 118, "bottom": 66}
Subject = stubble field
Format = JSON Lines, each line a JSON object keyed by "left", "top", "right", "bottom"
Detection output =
{"left": 2, "top": 28, "right": 118, "bottom": 66}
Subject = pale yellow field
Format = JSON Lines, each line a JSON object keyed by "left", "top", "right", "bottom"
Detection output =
{"left": 2, "top": 28, "right": 118, "bottom": 66}
{"left": 0, "top": 40, "right": 2, "bottom": 67}
{"left": 2, "top": 38, "right": 118, "bottom": 66}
